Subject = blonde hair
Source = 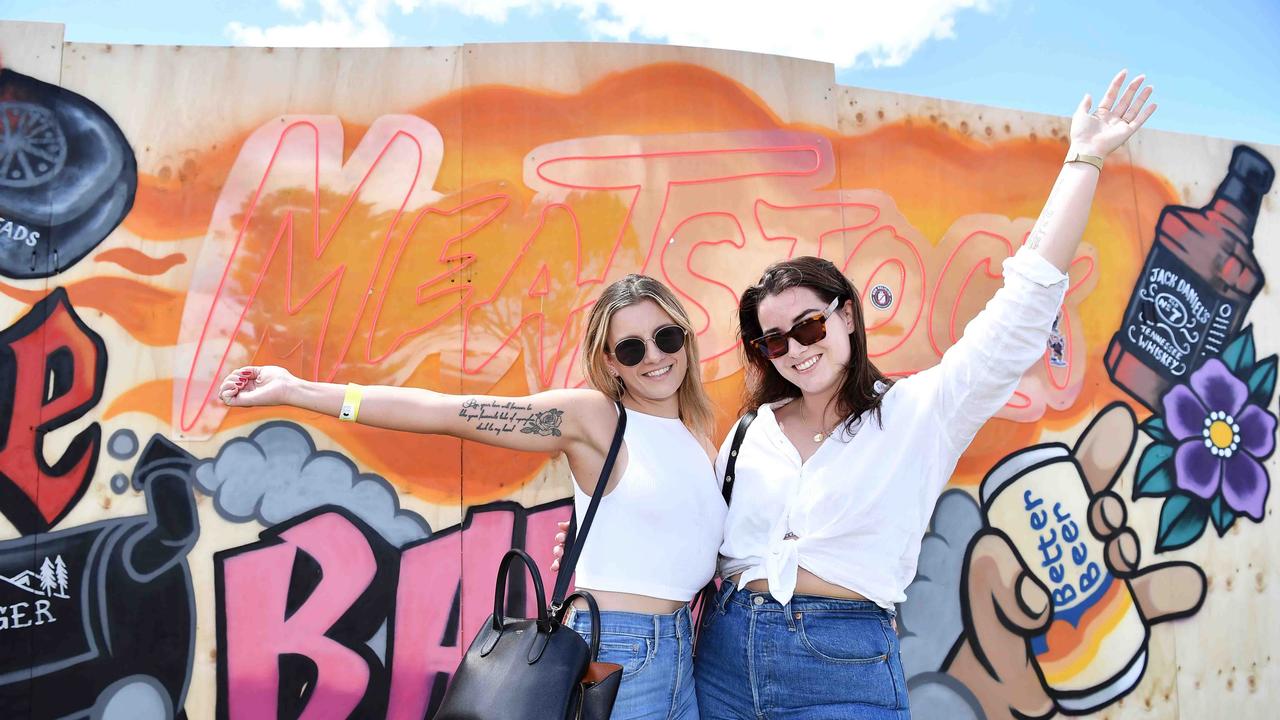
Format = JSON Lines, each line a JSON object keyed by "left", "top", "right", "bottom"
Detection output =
{"left": 582, "top": 275, "right": 715, "bottom": 439}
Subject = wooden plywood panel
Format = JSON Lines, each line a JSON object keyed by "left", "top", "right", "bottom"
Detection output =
{"left": 50, "top": 42, "right": 469, "bottom": 717}
{"left": 829, "top": 81, "right": 1280, "bottom": 720}
{"left": 0, "top": 24, "right": 1275, "bottom": 718}
{"left": 58, "top": 43, "right": 461, "bottom": 176}
{"left": 829, "top": 83, "right": 1137, "bottom": 470}
{"left": 1, "top": 35, "right": 69, "bottom": 720}
{"left": 453, "top": 42, "right": 844, "bottom": 515}
{"left": 0, "top": 20, "right": 62, "bottom": 323}
{"left": 462, "top": 41, "right": 837, "bottom": 129}
{"left": 838, "top": 84, "right": 1075, "bottom": 143}
{"left": 1123, "top": 133, "right": 1280, "bottom": 719}
{"left": 0, "top": 21, "right": 63, "bottom": 84}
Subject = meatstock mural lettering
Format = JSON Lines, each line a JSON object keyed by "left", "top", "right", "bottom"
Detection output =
{"left": 0, "top": 29, "right": 1275, "bottom": 719}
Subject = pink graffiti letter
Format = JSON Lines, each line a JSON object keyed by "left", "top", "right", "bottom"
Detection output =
{"left": 221, "top": 512, "right": 378, "bottom": 719}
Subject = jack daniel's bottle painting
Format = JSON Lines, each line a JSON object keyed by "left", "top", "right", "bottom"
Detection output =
{"left": 1106, "top": 146, "right": 1275, "bottom": 410}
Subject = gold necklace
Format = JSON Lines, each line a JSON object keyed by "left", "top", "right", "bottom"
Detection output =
{"left": 780, "top": 421, "right": 840, "bottom": 442}
{"left": 790, "top": 404, "right": 840, "bottom": 443}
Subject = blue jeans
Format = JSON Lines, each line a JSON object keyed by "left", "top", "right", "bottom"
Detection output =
{"left": 569, "top": 605, "right": 700, "bottom": 720}
{"left": 694, "top": 583, "right": 909, "bottom": 719}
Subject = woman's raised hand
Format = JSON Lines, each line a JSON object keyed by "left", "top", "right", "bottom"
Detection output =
{"left": 1070, "top": 69, "right": 1157, "bottom": 157}
{"left": 219, "top": 365, "right": 296, "bottom": 407}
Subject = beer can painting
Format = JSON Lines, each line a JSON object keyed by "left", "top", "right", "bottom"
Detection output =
{"left": 980, "top": 444, "right": 1149, "bottom": 714}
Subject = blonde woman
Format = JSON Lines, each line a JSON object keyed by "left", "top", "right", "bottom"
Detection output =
{"left": 219, "top": 274, "right": 721, "bottom": 720}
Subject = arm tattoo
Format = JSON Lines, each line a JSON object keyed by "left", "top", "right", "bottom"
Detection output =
{"left": 458, "top": 399, "right": 564, "bottom": 437}
{"left": 1027, "top": 181, "right": 1062, "bottom": 250}
{"left": 1027, "top": 203, "right": 1055, "bottom": 250}
{"left": 520, "top": 409, "right": 565, "bottom": 436}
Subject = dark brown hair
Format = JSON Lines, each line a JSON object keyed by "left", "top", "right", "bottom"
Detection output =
{"left": 738, "top": 256, "right": 893, "bottom": 430}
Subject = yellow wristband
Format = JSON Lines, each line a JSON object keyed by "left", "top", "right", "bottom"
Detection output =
{"left": 339, "top": 383, "right": 363, "bottom": 422}
{"left": 1064, "top": 150, "right": 1104, "bottom": 171}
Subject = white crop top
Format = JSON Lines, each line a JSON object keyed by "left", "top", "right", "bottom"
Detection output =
{"left": 572, "top": 409, "right": 725, "bottom": 602}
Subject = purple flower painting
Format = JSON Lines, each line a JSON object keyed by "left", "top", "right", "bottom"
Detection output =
{"left": 1162, "top": 359, "right": 1275, "bottom": 520}
{"left": 1133, "top": 327, "right": 1277, "bottom": 552}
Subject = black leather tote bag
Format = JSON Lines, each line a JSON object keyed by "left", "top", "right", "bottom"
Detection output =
{"left": 435, "top": 404, "right": 627, "bottom": 720}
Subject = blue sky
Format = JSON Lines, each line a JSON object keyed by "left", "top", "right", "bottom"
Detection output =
{"left": 5, "top": 0, "right": 1278, "bottom": 145}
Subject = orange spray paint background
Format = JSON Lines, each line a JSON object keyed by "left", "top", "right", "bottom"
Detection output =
{"left": 11, "top": 63, "right": 1176, "bottom": 505}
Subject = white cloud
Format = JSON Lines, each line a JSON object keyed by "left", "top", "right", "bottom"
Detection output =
{"left": 426, "top": 0, "right": 538, "bottom": 23}
{"left": 227, "top": 0, "right": 396, "bottom": 47}
{"left": 227, "top": 0, "right": 997, "bottom": 68}
{"left": 649, "top": 0, "right": 990, "bottom": 67}
{"left": 562, "top": 0, "right": 998, "bottom": 68}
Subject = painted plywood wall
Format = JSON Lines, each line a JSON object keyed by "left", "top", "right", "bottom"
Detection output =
{"left": 0, "top": 20, "right": 1274, "bottom": 719}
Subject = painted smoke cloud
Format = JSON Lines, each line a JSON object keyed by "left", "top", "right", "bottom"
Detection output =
{"left": 193, "top": 421, "right": 430, "bottom": 546}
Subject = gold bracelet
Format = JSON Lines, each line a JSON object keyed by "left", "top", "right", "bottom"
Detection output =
{"left": 339, "top": 383, "right": 363, "bottom": 422}
{"left": 1064, "top": 150, "right": 1104, "bottom": 171}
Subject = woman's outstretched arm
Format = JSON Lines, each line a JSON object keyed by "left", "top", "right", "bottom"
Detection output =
{"left": 908, "top": 70, "right": 1156, "bottom": 462}
{"left": 218, "top": 364, "right": 615, "bottom": 456}
{"left": 1026, "top": 69, "right": 1157, "bottom": 271}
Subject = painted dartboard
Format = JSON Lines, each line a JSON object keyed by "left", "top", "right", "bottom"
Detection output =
{"left": 0, "top": 69, "right": 137, "bottom": 279}
{"left": 0, "top": 101, "right": 68, "bottom": 189}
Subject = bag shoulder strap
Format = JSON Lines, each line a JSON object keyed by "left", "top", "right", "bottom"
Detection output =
{"left": 720, "top": 410, "right": 757, "bottom": 505}
{"left": 690, "top": 409, "right": 759, "bottom": 656}
{"left": 551, "top": 400, "right": 627, "bottom": 608}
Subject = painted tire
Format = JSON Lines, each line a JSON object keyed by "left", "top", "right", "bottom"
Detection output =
{"left": 0, "top": 69, "right": 137, "bottom": 279}
{"left": 0, "top": 102, "right": 68, "bottom": 188}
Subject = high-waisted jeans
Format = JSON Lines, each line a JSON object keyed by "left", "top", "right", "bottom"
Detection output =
{"left": 694, "top": 582, "right": 909, "bottom": 719}
{"left": 568, "top": 604, "right": 700, "bottom": 720}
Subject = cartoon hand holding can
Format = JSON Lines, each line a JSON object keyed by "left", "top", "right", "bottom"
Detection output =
{"left": 945, "top": 403, "right": 1207, "bottom": 719}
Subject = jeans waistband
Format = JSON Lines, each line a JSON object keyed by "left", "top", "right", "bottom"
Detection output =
{"left": 566, "top": 604, "right": 693, "bottom": 640}
{"left": 719, "top": 582, "right": 892, "bottom": 617}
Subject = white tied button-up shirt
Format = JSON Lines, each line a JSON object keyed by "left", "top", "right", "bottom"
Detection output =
{"left": 715, "top": 247, "right": 1070, "bottom": 608}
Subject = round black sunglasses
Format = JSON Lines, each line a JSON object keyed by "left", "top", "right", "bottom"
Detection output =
{"left": 607, "top": 325, "right": 687, "bottom": 367}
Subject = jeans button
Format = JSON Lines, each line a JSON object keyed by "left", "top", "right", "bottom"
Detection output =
{"left": 752, "top": 596, "right": 764, "bottom": 606}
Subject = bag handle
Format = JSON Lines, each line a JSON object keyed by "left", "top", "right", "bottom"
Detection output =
{"left": 550, "top": 401, "right": 627, "bottom": 609}
{"left": 554, "top": 590, "right": 603, "bottom": 658}
{"left": 491, "top": 549, "right": 549, "bottom": 632}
